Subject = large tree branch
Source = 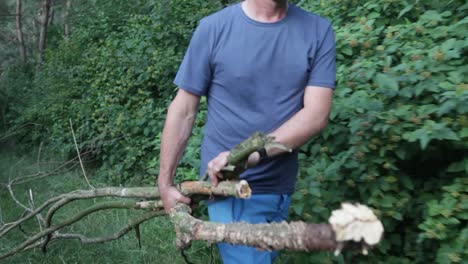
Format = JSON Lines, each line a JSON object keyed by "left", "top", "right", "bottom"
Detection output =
{"left": 0, "top": 181, "right": 250, "bottom": 238}
{"left": 0, "top": 180, "right": 383, "bottom": 261}
{"left": 170, "top": 203, "right": 383, "bottom": 255}
{"left": 0, "top": 181, "right": 251, "bottom": 260}
{"left": 0, "top": 131, "right": 385, "bottom": 261}
{"left": 171, "top": 204, "right": 338, "bottom": 251}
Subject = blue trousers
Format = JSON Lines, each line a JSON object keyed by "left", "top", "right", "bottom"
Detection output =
{"left": 208, "top": 194, "right": 291, "bottom": 264}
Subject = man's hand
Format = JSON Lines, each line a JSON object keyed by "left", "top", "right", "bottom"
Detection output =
{"left": 207, "top": 151, "right": 262, "bottom": 186}
{"left": 158, "top": 185, "right": 191, "bottom": 214}
{"left": 207, "top": 151, "right": 230, "bottom": 187}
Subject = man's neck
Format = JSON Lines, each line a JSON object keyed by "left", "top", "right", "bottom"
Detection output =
{"left": 242, "top": 0, "right": 288, "bottom": 23}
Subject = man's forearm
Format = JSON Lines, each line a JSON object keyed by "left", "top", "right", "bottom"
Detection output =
{"left": 268, "top": 86, "right": 333, "bottom": 156}
{"left": 269, "top": 108, "right": 328, "bottom": 151}
{"left": 158, "top": 91, "right": 199, "bottom": 187}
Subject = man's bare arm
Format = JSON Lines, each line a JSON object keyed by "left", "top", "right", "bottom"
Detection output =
{"left": 158, "top": 89, "right": 200, "bottom": 213}
{"left": 268, "top": 86, "right": 334, "bottom": 153}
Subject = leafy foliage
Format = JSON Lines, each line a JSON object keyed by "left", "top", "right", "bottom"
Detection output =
{"left": 5, "top": 0, "right": 224, "bottom": 185}
{"left": 289, "top": 0, "right": 467, "bottom": 262}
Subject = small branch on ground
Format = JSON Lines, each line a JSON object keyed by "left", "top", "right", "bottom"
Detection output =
{"left": 1, "top": 201, "right": 165, "bottom": 260}
{"left": 69, "top": 119, "right": 94, "bottom": 189}
{"left": 0, "top": 181, "right": 251, "bottom": 259}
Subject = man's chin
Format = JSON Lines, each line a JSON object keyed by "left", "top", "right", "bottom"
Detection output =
{"left": 273, "top": 0, "right": 288, "bottom": 5}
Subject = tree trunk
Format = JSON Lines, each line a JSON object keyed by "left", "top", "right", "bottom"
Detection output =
{"left": 64, "top": 0, "right": 71, "bottom": 38}
{"left": 48, "top": 0, "right": 54, "bottom": 26}
{"left": 15, "top": 0, "right": 26, "bottom": 62}
{"left": 38, "top": 0, "right": 51, "bottom": 63}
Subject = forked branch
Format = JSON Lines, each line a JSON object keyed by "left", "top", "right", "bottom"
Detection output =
{"left": 0, "top": 181, "right": 252, "bottom": 260}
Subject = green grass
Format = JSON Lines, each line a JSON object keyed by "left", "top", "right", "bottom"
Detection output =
{"left": 0, "top": 147, "right": 217, "bottom": 264}
{"left": 0, "top": 145, "right": 324, "bottom": 264}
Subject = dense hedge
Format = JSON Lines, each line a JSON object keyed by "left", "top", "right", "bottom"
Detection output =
{"left": 291, "top": 1, "right": 467, "bottom": 263}
{"left": 2, "top": 0, "right": 467, "bottom": 263}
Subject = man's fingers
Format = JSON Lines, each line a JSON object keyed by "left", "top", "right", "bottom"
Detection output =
{"left": 209, "top": 159, "right": 226, "bottom": 172}
{"left": 159, "top": 186, "right": 192, "bottom": 214}
{"left": 206, "top": 151, "right": 230, "bottom": 186}
{"left": 177, "top": 194, "right": 191, "bottom": 204}
{"left": 209, "top": 171, "right": 219, "bottom": 187}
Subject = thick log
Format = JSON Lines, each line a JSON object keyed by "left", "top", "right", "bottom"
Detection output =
{"left": 170, "top": 204, "right": 341, "bottom": 252}
{"left": 170, "top": 202, "right": 384, "bottom": 254}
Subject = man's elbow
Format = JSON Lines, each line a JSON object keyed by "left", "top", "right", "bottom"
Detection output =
{"left": 306, "top": 111, "right": 330, "bottom": 135}
{"left": 315, "top": 117, "right": 329, "bottom": 133}
{"left": 167, "top": 90, "right": 200, "bottom": 119}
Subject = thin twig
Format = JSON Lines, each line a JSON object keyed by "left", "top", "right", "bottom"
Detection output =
{"left": 27, "top": 188, "right": 45, "bottom": 229}
{"left": 0, "top": 187, "right": 160, "bottom": 238}
{"left": 36, "top": 141, "right": 43, "bottom": 173}
{"left": 7, "top": 184, "right": 31, "bottom": 212}
{"left": 53, "top": 211, "right": 162, "bottom": 243}
{"left": 69, "top": 119, "right": 93, "bottom": 189}
{"left": 8, "top": 149, "right": 92, "bottom": 186}
{"left": 0, "top": 202, "right": 163, "bottom": 260}
{"left": 0, "top": 204, "right": 4, "bottom": 226}
{"left": 0, "top": 123, "right": 42, "bottom": 142}
{"left": 23, "top": 210, "right": 163, "bottom": 251}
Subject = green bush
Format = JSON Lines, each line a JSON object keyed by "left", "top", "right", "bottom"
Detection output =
{"left": 289, "top": 0, "right": 467, "bottom": 262}
{"left": 7, "top": 0, "right": 224, "bottom": 184}
{"left": 2, "top": 0, "right": 466, "bottom": 262}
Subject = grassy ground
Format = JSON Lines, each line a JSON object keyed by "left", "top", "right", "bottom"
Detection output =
{"left": 0, "top": 147, "right": 216, "bottom": 264}
{"left": 0, "top": 144, "right": 330, "bottom": 264}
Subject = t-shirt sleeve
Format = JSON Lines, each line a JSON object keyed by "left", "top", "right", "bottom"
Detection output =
{"left": 307, "top": 24, "right": 336, "bottom": 89}
{"left": 174, "top": 19, "right": 213, "bottom": 96}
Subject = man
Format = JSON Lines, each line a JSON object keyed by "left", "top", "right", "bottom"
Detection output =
{"left": 158, "top": 0, "right": 335, "bottom": 263}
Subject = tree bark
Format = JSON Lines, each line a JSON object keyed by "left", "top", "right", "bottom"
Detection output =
{"left": 0, "top": 181, "right": 251, "bottom": 238}
{"left": 48, "top": 0, "right": 54, "bottom": 26}
{"left": 171, "top": 204, "right": 346, "bottom": 252}
{"left": 15, "top": 0, "right": 26, "bottom": 62}
{"left": 64, "top": 0, "right": 71, "bottom": 38}
{"left": 38, "top": 0, "right": 51, "bottom": 63}
{"left": 0, "top": 179, "right": 383, "bottom": 261}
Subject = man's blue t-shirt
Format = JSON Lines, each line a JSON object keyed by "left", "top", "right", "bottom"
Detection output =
{"left": 174, "top": 3, "right": 336, "bottom": 195}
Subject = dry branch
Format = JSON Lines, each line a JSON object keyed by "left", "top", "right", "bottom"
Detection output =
{"left": 5, "top": 148, "right": 92, "bottom": 186}
{"left": 24, "top": 210, "right": 163, "bottom": 251}
{"left": 53, "top": 210, "right": 163, "bottom": 244}
{"left": 170, "top": 204, "right": 382, "bottom": 253}
{"left": 0, "top": 201, "right": 164, "bottom": 260}
{"left": 69, "top": 119, "right": 93, "bottom": 189}
{"left": 0, "top": 179, "right": 384, "bottom": 261}
{"left": 0, "top": 181, "right": 251, "bottom": 260}
{"left": 0, "top": 181, "right": 250, "bottom": 240}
